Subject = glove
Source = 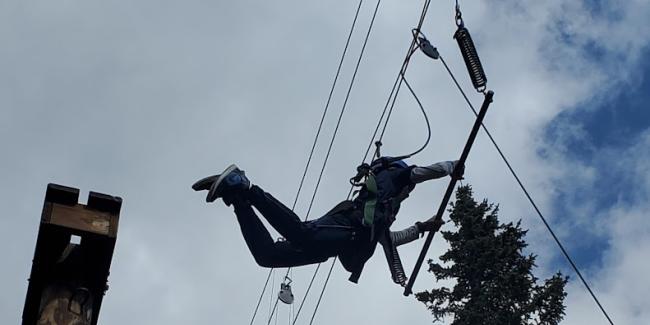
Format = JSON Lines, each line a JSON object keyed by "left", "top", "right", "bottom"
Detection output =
{"left": 415, "top": 218, "right": 445, "bottom": 235}
{"left": 452, "top": 160, "right": 465, "bottom": 180}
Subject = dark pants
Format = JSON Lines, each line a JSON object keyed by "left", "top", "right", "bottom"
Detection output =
{"left": 232, "top": 185, "right": 361, "bottom": 268}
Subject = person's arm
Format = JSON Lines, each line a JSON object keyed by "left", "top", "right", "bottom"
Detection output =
{"left": 389, "top": 225, "right": 420, "bottom": 246}
{"left": 410, "top": 160, "right": 462, "bottom": 184}
{"left": 389, "top": 218, "right": 445, "bottom": 247}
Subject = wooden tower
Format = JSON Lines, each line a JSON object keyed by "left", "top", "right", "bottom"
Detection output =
{"left": 23, "top": 184, "right": 122, "bottom": 325}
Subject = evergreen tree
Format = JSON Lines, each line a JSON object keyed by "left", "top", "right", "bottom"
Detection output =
{"left": 416, "top": 185, "right": 568, "bottom": 325}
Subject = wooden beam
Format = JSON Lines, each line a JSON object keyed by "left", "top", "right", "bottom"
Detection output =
{"left": 23, "top": 184, "right": 122, "bottom": 325}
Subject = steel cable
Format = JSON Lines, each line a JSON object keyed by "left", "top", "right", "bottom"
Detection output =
{"left": 437, "top": 54, "right": 615, "bottom": 325}
{"left": 249, "top": 1, "right": 365, "bottom": 323}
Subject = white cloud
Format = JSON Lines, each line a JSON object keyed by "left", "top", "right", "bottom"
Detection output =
{"left": 561, "top": 130, "right": 650, "bottom": 324}
{"left": 1, "top": 0, "right": 649, "bottom": 324}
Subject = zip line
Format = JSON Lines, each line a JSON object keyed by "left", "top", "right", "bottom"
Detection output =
{"left": 279, "top": 0, "right": 383, "bottom": 322}
{"left": 434, "top": 48, "right": 616, "bottom": 325}
{"left": 247, "top": 1, "right": 616, "bottom": 324}
{"left": 306, "top": 1, "right": 434, "bottom": 323}
{"left": 248, "top": 0, "right": 365, "bottom": 323}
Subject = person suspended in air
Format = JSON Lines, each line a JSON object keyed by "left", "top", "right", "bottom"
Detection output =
{"left": 192, "top": 157, "right": 463, "bottom": 285}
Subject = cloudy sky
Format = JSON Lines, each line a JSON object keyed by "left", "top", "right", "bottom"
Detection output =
{"left": 2, "top": 0, "right": 649, "bottom": 324}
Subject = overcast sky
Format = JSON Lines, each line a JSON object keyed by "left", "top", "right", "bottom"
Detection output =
{"left": 2, "top": 0, "right": 649, "bottom": 324}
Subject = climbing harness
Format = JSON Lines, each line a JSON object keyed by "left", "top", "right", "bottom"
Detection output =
{"left": 350, "top": 153, "right": 413, "bottom": 241}
{"left": 361, "top": 174, "right": 377, "bottom": 229}
{"left": 347, "top": 150, "right": 418, "bottom": 286}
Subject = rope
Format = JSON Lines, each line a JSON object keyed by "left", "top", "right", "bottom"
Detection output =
{"left": 347, "top": 0, "right": 432, "bottom": 199}
{"left": 249, "top": 271, "right": 273, "bottom": 325}
{"left": 303, "top": 0, "right": 382, "bottom": 221}
{"left": 377, "top": 0, "right": 432, "bottom": 145}
{"left": 307, "top": 1, "right": 435, "bottom": 323}
{"left": 437, "top": 53, "right": 616, "bottom": 325}
{"left": 291, "top": 264, "right": 322, "bottom": 325}
{"left": 266, "top": 0, "right": 434, "bottom": 322}
{"left": 308, "top": 258, "right": 338, "bottom": 325}
{"left": 248, "top": 1, "right": 365, "bottom": 323}
{"left": 267, "top": 0, "right": 382, "bottom": 322}
{"left": 267, "top": 293, "right": 280, "bottom": 325}
{"left": 399, "top": 76, "right": 431, "bottom": 158}
{"left": 290, "top": 0, "right": 365, "bottom": 212}
{"left": 268, "top": 269, "right": 278, "bottom": 325}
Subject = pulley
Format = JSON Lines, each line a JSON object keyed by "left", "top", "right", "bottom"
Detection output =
{"left": 419, "top": 37, "right": 440, "bottom": 60}
{"left": 278, "top": 277, "right": 294, "bottom": 305}
{"left": 412, "top": 29, "right": 439, "bottom": 61}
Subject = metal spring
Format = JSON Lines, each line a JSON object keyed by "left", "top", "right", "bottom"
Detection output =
{"left": 390, "top": 245, "right": 407, "bottom": 285}
{"left": 454, "top": 26, "right": 487, "bottom": 92}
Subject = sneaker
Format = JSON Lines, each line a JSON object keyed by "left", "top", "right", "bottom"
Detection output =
{"left": 192, "top": 175, "right": 219, "bottom": 192}
{"left": 206, "top": 164, "right": 251, "bottom": 203}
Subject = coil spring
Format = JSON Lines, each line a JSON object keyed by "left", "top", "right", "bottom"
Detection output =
{"left": 390, "top": 245, "right": 407, "bottom": 285}
{"left": 454, "top": 26, "right": 487, "bottom": 92}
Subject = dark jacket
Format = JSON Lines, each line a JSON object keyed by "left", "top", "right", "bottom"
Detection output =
{"left": 334, "top": 165, "right": 416, "bottom": 284}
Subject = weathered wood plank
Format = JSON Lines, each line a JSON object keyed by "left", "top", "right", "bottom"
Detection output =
{"left": 49, "top": 204, "right": 111, "bottom": 237}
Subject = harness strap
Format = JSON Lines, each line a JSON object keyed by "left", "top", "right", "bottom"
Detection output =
{"left": 363, "top": 174, "right": 378, "bottom": 240}
{"left": 362, "top": 174, "right": 378, "bottom": 226}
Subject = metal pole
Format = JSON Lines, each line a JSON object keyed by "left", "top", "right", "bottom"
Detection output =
{"left": 404, "top": 90, "right": 494, "bottom": 296}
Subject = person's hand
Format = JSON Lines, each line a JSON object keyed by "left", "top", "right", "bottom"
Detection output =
{"left": 452, "top": 160, "right": 465, "bottom": 180}
{"left": 415, "top": 218, "right": 445, "bottom": 235}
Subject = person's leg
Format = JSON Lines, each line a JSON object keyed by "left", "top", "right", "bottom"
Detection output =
{"left": 245, "top": 185, "right": 313, "bottom": 245}
{"left": 246, "top": 186, "right": 362, "bottom": 254}
{"left": 257, "top": 241, "right": 331, "bottom": 268}
{"left": 232, "top": 199, "right": 331, "bottom": 268}
{"left": 306, "top": 214, "right": 364, "bottom": 254}
{"left": 195, "top": 167, "right": 345, "bottom": 247}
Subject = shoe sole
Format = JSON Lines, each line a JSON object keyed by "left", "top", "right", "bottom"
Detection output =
{"left": 192, "top": 175, "right": 219, "bottom": 191}
{"left": 206, "top": 164, "right": 238, "bottom": 202}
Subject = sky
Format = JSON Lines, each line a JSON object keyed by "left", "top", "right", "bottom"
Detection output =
{"left": 1, "top": 0, "right": 649, "bottom": 324}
